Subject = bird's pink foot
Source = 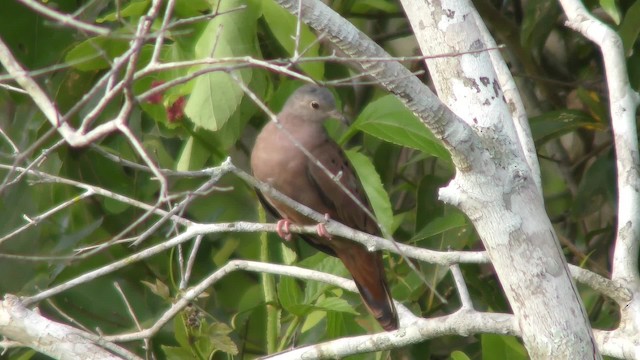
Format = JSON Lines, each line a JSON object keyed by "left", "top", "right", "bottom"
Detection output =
{"left": 316, "top": 213, "right": 332, "bottom": 239}
{"left": 276, "top": 219, "right": 293, "bottom": 241}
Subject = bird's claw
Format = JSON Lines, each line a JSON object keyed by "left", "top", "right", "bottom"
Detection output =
{"left": 316, "top": 213, "right": 332, "bottom": 239}
{"left": 276, "top": 219, "right": 293, "bottom": 241}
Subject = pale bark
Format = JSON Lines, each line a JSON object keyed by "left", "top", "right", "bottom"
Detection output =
{"left": 0, "top": 295, "right": 138, "bottom": 360}
{"left": 559, "top": 0, "right": 640, "bottom": 354}
{"left": 400, "top": 1, "right": 599, "bottom": 358}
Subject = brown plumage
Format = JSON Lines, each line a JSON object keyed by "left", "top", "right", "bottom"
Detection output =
{"left": 250, "top": 85, "right": 398, "bottom": 331}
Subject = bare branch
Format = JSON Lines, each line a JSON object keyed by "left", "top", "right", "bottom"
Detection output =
{"left": 0, "top": 295, "right": 140, "bottom": 360}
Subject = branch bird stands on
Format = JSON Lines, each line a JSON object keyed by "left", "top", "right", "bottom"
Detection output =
{"left": 250, "top": 85, "right": 398, "bottom": 331}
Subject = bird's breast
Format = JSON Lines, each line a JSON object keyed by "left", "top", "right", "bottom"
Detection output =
{"left": 251, "top": 124, "right": 331, "bottom": 219}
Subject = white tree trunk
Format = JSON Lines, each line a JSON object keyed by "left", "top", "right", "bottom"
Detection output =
{"left": 399, "top": 1, "right": 600, "bottom": 358}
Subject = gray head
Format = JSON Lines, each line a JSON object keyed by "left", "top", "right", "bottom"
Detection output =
{"left": 281, "top": 85, "right": 343, "bottom": 123}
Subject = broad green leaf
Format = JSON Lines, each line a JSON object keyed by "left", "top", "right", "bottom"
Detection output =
{"left": 572, "top": 152, "right": 616, "bottom": 218}
{"left": 618, "top": 0, "right": 640, "bottom": 55}
{"left": 415, "top": 174, "right": 447, "bottom": 231}
{"left": 208, "top": 66, "right": 270, "bottom": 149}
{"left": 325, "top": 311, "right": 362, "bottom": 338}
{"left": 411, "top": 212, "right": 467, "bottom": 243}
{"left": 520, "top": 0, "right": 560, "bottom": 52}
{"left": 300, "top": 310, "right": 325, "bottom": 333}
{"left": 173, "top": 315, "right": 189, "bottom": 349}
{"left": 289, "top": 296, "right": 360, "bottom": 318}
{"left": 141, "top": 279, "right": 170, "bottom": 299}
{"left": 64, "top": 36, "right": 129, "bottom": 71}
{"left": 13, "top": 349, "right": 36, "bottom": 360}
{"left": 629, "top": 50, "right": 640, "bottom": 90}
{"left": 162, "top": 346, "right": 193, "bottom": 359}
{"left": 213, "top": 238, "right": 240, "bottom": 267}
{"left": 344, "top": 149, "right": 394, "bottom": 235}
{"left": 352, "top": 0, "right": 399, "bottom": 13}
{"left": 576, "top": 88, "right": 608, "bottom": 122}
{"left": 326, "top": 311, "right": 347, "bottom": 339}
{"left": 314, "top": 297, "right": 359, "bottom": 315}
{"left": 450, "top": 350, "right": 471, "bottom": 360}
{"left": 176, "top": 135, "right": 210, "bottom": 171}
{"left": 301, "top": 256, "right": 344, "bottom": 303}
{"left": 52, "top": 218, "right": 102, "bottom": 253}
{"left": 174, "top": 0, "right": 212, "bottom": 17}
{"left": 349, "top": 95, "right": 449, "bottom": 160}
{"left": 529, "top": 109, "right": 603, "bottom": 146}
{"left": 278, "top": 277, "right": 304, "bottom": 315}
{"left": 481, "top": 334, "right": 527, "bottom": 360}
{"left": 184, "top": 0, "right": 261, "bottom": 131}
{"left": 262, "top": 0, "right": 324, "bottom": 78}
{"left": 97, "top": 0, "right": 150, "bottom": 22}
{"left": 600, "top": 0, "right": 621, "bottom": 24}
{"left": 0, "top": 0, "right": 77, "bottom": 68}
{"left": 208, "top": 323, "right": 239, "bottom": 355}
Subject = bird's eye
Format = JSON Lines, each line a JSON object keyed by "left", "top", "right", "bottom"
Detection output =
{"left": 310, "top": 101, "right": 320, "bottom": 109}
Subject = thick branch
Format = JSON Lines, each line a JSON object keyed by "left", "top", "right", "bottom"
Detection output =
{"left": 0, "top": 295, "right": 139, "bottom": 360}
{"left": 559, "top": 0, "right": 640, "bottom": 339}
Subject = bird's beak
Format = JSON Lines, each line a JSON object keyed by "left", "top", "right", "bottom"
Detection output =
{"left": 329, "top": 109, "right": 348, "bottom": 124}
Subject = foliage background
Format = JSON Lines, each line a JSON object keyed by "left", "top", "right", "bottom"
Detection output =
{"left": 0, "top": 0, "right": 638, "bottom": 358}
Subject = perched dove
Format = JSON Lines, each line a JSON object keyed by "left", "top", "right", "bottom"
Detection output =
{"left": 250, "top": 85, "right": 398, "bottom": 331}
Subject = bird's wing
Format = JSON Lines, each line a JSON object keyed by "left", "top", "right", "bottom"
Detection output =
{"left": 305, "top": 140, "right": 379, "bottom": 235}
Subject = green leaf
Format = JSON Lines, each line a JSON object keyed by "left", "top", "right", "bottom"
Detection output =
{"left": 326, "top": 311, "right": 347, "bottom": 338}
{"left": 629, "top": 49, "right": 640, "bottom": 91}
{"left": 97, "top": 0, "right": 150, "bottom": 23}
{"left": 213, "top": 238, "right": 240, "bottom": 267}
{"left": 314, "top": 297, "right": 359, "bottom": 315}
{"left": 0, "top": 0, "right": 78, "bottom": 68}
{"left": 176, "top": 135, "right": 211, "bottom": 171}
{"left": 162, "top": 345, "right": 194, "bottom": 359}
{"left": 207, "top": 67, "right": 270, "bottom": 149}
{"left": 278, "top": 277, "right": 304, "bottom": 315}
{"left": 481, "top": 334, "right": 527, "bottom": 360}
{"left": 415, "top": 174, "right": 447, "bottom": 231}
{"left": 184, "top": 0, "right": 261, "bottom": 131}
{"left": 262, "top": 0, "right": 324, "bottom": 78}
{"left": 349, "top": 95, "right": 449, "bottom": 160}
{"left": 344, "top": 149, "right": 394, "bottom": 235}
{"left": 572, "top": 152, "right": 616, "bottom": 218}
{"left": 325, "top": 310, "right": 362, "bottom": 338}
{"left": 600, "top": 0, "right": 621, "bottom": 24}
{"left": 352, "top": 0, "right": 399, "bottom": 13}
{"left": 450, "top": 350, "right": 471, "bottom": 360}
{"left": 520, "top": 0, "right": 560, "bottom": 52}
{"left": 576, "top": 88, "right": 608, "bottom": 122}
{"left": 52, "top": 218, "right": 102, "bottom": 253}
{"left": 300, "top": 310, "right": 325, "bottom": 333}
{"left": 64, "top": 36, "right": 130, "bottom": 71}
{"left": 208, "top": 323, "right": 238, "bottom": 355}
{"left": 529, "top": 109, "right": 603, "bottom": 146}
{"left": 301, "top": 256, "right": 344, "bottom": 303}
{"left": 174, "top": 0, "right": 212, "bottom": 17}
{"left": 411, "top": 212, "right": 467, "bottom": 243}
{"left": 618, "top": 0, "right": 640, "bottom": 55}
{"left": 173, "top": 315, "right": 189, "bottom": 349}
{"left": 141, "top": 279, "right": 171, "bottom": 299}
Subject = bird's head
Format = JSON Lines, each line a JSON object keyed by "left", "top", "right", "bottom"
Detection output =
{"left": 281, "top": 85, "right": 345, "bottom": 123}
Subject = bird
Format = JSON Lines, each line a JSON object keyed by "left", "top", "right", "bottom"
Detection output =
{"left": 250, "top": 84, "right": 398, "bottom": 331}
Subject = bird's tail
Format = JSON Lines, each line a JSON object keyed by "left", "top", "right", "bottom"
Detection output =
{"left": 337, "top": 245, "right": 398, "bottom": 331}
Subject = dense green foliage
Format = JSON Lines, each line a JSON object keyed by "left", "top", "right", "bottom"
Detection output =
{"left": 0, "top": 0, "right": 638, "bottom": 358}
